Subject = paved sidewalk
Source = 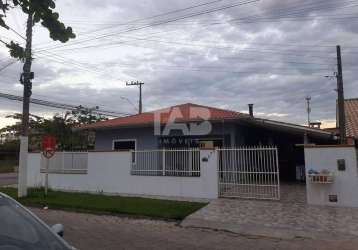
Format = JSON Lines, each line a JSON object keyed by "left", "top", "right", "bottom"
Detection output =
{"left": 32, "top": 208, "right": 358, "bottom": 250}
{"left": 182, "top": 184, "right": 358, "bottom": 240}
{"left": 0, "top": 172, "right": 17, "bottom": 186}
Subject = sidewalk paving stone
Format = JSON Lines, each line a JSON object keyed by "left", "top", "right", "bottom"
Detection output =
{"left": 182, "top": 183, "right": 358, "bottom": 240}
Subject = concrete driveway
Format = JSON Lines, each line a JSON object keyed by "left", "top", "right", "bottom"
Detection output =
{"left": 0, "top": 172, "right": 17, "bottom": 186}
{"left": 32, "top": 208, "right": 358, "bottom": 250}
{"left": 182, "top": 184, "right": 358, "bottom": 240}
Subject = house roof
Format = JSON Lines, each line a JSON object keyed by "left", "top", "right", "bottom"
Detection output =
{"left": 323, "top": 127, "right": 339, "bottom": 134}
{"left": 79, "top": 103, "right": 247, "bottom": 130}
{"left": 78, "top": 102, "right": 334, "bottom": 139}
{"left": 345, "top": 98, "right": 358, "bottom": 138}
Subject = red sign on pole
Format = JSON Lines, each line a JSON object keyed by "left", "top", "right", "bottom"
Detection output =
{"left": 42, "top": 135, "right": 56, "bottom": 159}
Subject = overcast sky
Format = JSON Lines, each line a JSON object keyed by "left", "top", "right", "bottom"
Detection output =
{"left": 0, "top": 0, "right": 357, "bottom": 128}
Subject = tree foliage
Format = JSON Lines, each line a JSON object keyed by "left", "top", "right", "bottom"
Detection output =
{"left": 0, "top": 0, "right": 75, "bottom": 60}
{"left": 5, "top": 41, "right": 26, "bottom": 61}
{"left": 0, "top": 108, "right": 107, "bottom": 151}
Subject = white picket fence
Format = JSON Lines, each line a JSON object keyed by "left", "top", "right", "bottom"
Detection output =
{"left": 131, "top": 149, "right": 201, "bottom": 177}
{"left": 40, "top": 152, "right": 88, "bottom": 174}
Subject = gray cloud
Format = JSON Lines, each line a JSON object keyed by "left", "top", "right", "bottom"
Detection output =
{"left": 0, "top": 0, "right": 357, "bottom": 128}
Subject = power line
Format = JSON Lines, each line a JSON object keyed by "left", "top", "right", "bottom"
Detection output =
{"left": 219, "top": 56, "right": 333, "bottom": 66}
{"left": 45, "top": 34, "right": 338, "bottom": 61}
{"left": 66, "top": 13, "right": 358, "bottom": 29}
{"left": 34, "top": 50, "right": 132, "bottom": 83}
{"left": 35, "top": 0, "right": 355, "bottom": 53}
{"left": 37, "top": 3, "right": 358, "bottom": 58}
{"left": 27, "top": 0, "right": 356, "bottom": 74}
{"left": 120, "top": 96, "right": 139, "bottom": 112}
{"left": 103, "top": 60, "right": 331, "bottom": 71}
{"left": 34, "top": 49, "right": 332, "bottom": 75}
{"left": 10, "top": 11, "right": 24, "bottom": 35}
{"left": 77, "top": 0, "right": 355, "bottom": 34}
{"left": 62, "top": 12, "right": 358, "bottom": 26}
{"left": 35, "top": 0, "right": 254, "bottom": 48}
{"left": 75, "top": 0, "right": 236, "bottom": 36}
{"left": 1, "top": 1, "right": 352, "bottom": 87}
{"left": 29, "top": 31, "right": 350, "bottom": 62}
{"left": 0, "top": 91, "right": 132, "bottom": 117}
{"left": 0, "top": 60, "right": 18, "bottom": 72}
{"left": 37, "top": 14, "right": 348, "bottom": 56}
{"left": 0, "top": 83, "right": 135, "bottom": 115}
{"left": 44, "top": 24, "right": 358, "bottom": 54}
{"left": 35, "top": 0, "right": 260, "bottom": 52}
{"left": 0, "top": 34, "right": 23, "bottom": 44}
{"left": 8, "top": 26, "right": 26, "bottom": 41}
{"left": 225, "top": 0, "right": 358, "bottom": 25}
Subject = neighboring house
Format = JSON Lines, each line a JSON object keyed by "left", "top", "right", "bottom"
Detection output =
{"left": 324, "top": 98, "right": 358, "bottom": 140}
{"left": 345, "top": 98, "right": 358, "bottom": 138}
{"left": 80, "top": 103, "right": 336, "bottom": 182}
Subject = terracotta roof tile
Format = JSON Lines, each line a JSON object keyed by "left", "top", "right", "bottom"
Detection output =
{"left": 345, "top": 98, "right": 358, "bottom": 138}
{"left": 80, "top": 103, "right": 247, "bottom": 130}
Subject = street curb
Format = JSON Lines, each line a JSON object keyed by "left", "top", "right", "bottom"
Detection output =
{"left": 181, "top": 218, "right": 358, "bottom": 241}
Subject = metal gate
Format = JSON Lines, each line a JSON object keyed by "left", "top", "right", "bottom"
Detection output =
{"left": 218, "top": 147, "right": 280, "bottom": 200}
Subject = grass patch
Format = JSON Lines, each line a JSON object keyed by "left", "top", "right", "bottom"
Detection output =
{"left": 0, "top": 187, "right": 207, "bottom": 220}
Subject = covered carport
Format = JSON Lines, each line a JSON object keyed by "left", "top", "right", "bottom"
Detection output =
{"left": 237, "top": 117, "right": 338, "bottom": 183}
{"left": 216, "top": 116, "right": 337, "bottom": 200}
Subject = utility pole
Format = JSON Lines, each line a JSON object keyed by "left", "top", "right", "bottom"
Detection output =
{"left": 305, "top": 96, "right": 311, "bottom": 127}
{"left": 18, "top": 12, "right": 34, "bottom": 197}
{"left": 126, "top": 81, "right": 144, "bottom": 114}
{"left": 336, "top": 45, "right": 346, "bottom": 144}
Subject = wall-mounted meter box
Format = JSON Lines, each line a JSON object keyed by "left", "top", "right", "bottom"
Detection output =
{"left": 337, "top": 159, "right": 346, "bottom": 171}
{"left": 329, "top": 195, "right": 338, "bottom": 203}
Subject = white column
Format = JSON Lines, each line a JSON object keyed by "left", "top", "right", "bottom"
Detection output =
{"left": 200, "top": 149, "right": 219, "bottom": 198}
{"left": 18, "top": 136, "right": 28, "bottom": 197}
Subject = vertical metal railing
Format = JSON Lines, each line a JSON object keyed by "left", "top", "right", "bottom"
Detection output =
{"left": 217, "top": 146, "right": 280, "bottom": 200}
{"left": 41, "top": 152, "right": 88, "bottom": 174}
{"left": 131, "top": 149, "right": 200, "bottom": 177}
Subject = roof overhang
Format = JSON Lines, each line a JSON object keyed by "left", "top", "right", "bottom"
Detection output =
{"left": 74, "top": 118, "right": 245, "bottom": 131}
{"left": 75, "top": 116, "right": 336, "bottom": 140}
{"left": 237, "top": 117, "right": 336, "bottom": 140}
{"left": 74, "top": 122, "right": 154, "bottom": 131}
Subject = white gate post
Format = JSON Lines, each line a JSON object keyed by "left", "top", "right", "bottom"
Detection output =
{"left": 275, "top": 148, "right": 280, "bottom": 200}
{"left": 162, "top": 148, "right": 166, "bottom": 176}
{"left": 189, "top": 149, "right": 193, "bottom": 176}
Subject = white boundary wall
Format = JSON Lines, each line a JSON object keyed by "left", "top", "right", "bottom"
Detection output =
{"left": 305, "top": 146, "right": 358, "bottom": 207}
{"left": 27, "top": 150, "right": 218, "bottom": 199}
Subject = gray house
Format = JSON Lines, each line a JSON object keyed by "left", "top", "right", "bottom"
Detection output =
{"left": 80, "top": 103, "right": 336, "bottom": 182}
